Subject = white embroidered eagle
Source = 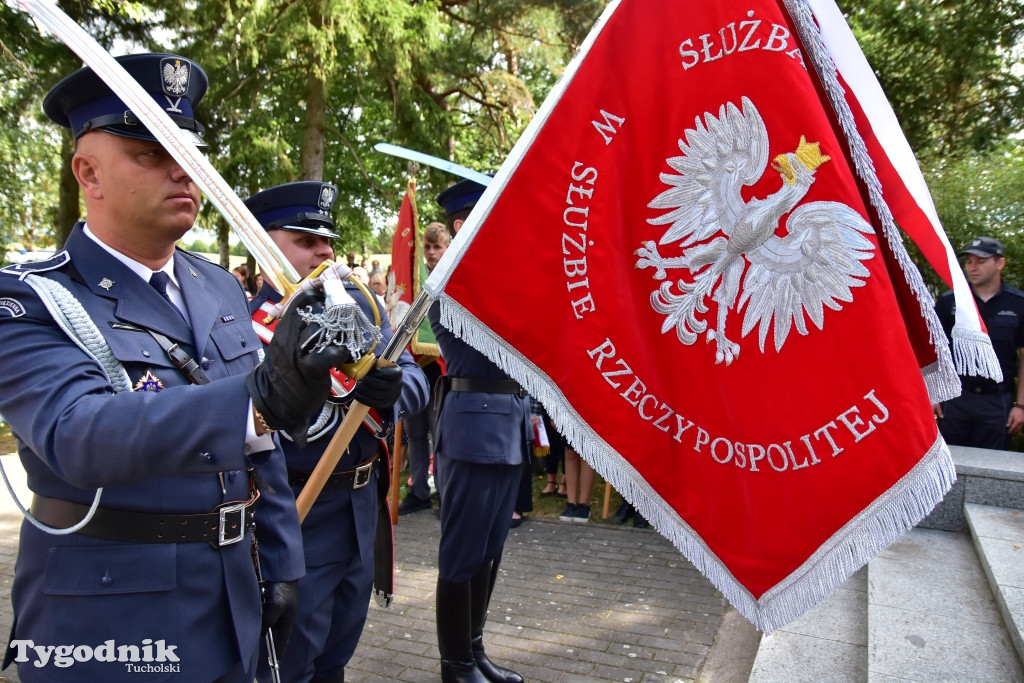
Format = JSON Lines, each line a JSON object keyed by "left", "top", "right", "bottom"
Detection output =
{"left": 163, "top": 60, "right": 189, "bottom": 96}
{"left": 635, "top": 97, "right": 876, "bottom": 365}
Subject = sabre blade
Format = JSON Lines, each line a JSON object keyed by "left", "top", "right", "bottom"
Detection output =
{"left": 373, "top": 143, "right": 493, "bottom": 186}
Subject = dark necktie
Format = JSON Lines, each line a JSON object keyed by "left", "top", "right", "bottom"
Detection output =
{"left": 149, "top": 271, "right": 185, "bottom": 320}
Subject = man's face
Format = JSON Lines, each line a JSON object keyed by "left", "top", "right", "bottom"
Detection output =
{"left": 369, "top": 274, "right": 386, "bottom": 296}
{"left": 75, "top": 133, "right": 201, "bottom": 241}
{"left": 964, "top": 253, "right": 1004, "bottom": 289}
{"left": 423, "top": 239, "right": 448, "bottom": 271}
{"left": 270, "top": 230, "right": 335, "bottom": 277}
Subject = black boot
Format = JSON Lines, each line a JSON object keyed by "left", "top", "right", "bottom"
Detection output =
{"left": 311, "top": 669, "right": 345, "bottom": 683}
{"left": 633, "top": 510, "right": 650, "bottom": 528}
{"left": 470, "top": 560, "right": 524, "bottom": 683}
{"left": 437, "top": 578, "right": 488, "bottom": 683}
{"left": 611, "top": 501, "right": 635, "bottom": 524}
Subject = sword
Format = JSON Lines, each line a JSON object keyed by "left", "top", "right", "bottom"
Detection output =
{"left": 16, "top": 0, "right": 301, "bottom": 297}
{"left": 373, "top": 143, "right": 493, "bottom": 186}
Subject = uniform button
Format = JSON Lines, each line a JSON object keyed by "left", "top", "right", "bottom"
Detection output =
{"left": 482, "top": 403, "right": 488, "bottom": 409}
{"left": 201, "top": 357, "right": 213, "bottom": 370}
{"left": 240, "top": 338, "right": 247, "bottom": 348}
{"left": 101, "top": 570, "right": 113, "bottom": 587}
{"left": 200, "top": 451, "right": 215, "bottom": 464}
{"left": 142, "top": 349, "right": 151, "bottom": 357}
{"left": 228, "top": 471, "right": 238, "bottom": 483}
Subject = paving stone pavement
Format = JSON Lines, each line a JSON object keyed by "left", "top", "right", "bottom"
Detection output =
{"left": 0, "top": 458, "right": 740, "bottom": 682}
{"left": 349, "top": 512, "right": 730, "bottom": 682}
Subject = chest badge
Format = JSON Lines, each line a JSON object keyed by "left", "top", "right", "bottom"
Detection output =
{"left": 133, "top": 370, "right": 165, "bottom": 393}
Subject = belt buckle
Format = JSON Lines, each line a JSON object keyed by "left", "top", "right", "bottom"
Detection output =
{"left": 352, "top": 461, "right": 374, "bottom": 489}
{"left": 217, "top": 502, "right": 247, "bottom": 547}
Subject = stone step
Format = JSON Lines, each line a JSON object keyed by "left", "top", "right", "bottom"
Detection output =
{"left": 748, "top": 567, "right": 867, "bottom": 683}
{"left": 867, "top": 527, "right": 1023, "bottom": 682}
{"left": 965, "top": 503, "right": 1024, "bottom": 666}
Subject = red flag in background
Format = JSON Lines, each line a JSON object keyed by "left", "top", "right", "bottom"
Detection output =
{"left": 424, "top": 0, "right": 960, "bottom": 632}
{"left": 386, "top": 180, "right": 417, "bottom": 329}
{"left": 386, "top": 180, "right": 443, "bottom": 362}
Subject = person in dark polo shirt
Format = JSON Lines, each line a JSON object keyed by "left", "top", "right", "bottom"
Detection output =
{"left": 935, "top": 236, "right": 1024, "bottom": 449}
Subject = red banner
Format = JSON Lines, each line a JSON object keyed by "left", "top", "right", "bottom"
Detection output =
{"left": 426, "top": 0, "right": 956, "bottom": 631}
{"left": 386, "top": 180, "right": 417, "bottom": 327}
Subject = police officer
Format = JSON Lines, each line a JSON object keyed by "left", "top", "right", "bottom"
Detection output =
{"left": 935, "top": 236, "right": 1024, "bottom": 449}
{"left": 0, "top": 54, "right": 347, "bottom": 681}
{"left": 246, "top": 182, "right": 428, "bottom": 683}
{"left": 429, "top": 180, "right": 528, "bottom": 683}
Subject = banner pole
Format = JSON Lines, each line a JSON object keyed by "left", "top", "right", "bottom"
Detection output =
{"left": 389, "top": 420, "right": 405, "bottom": 525}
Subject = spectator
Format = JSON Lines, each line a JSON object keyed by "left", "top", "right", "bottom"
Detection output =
{"left": 369, "top": 271, "right": 387, "bottom": 307}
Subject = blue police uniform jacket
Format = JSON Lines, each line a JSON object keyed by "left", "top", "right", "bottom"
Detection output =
{"left": 249, "top": 280, "right": 426, "bottom": 569}
{"left": 0, "top": 225, "right": 304, "bottom": 682}
{"left": 428, "top": 302, "right": 530, "bottom": 466}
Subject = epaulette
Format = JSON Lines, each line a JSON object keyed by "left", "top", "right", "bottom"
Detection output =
{"left": 0, "top": 251, "right": 71, "bottom": 281}
{"left": 1002, "top": 285, "right": 1024, "bottom": 300}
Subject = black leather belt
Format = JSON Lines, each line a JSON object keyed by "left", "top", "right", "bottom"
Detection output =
{"left": 962, "top": 384, "right": 1008, "bottom": 395}
{"left": 288, "top": 453, "right": 378, "bottom": 491}
{"left": 29, "top": 494, "right": 258, "bottom": 548}
{"left": 449, "top": 377, "right": 525, "bottom": 397}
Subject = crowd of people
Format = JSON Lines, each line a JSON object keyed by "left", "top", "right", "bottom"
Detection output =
{"left": 0, "top": 46, "right": 1020, "bottom": 683}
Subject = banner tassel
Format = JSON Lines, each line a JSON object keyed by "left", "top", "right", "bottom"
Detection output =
{"left": 951, "top": 327, "right": 1003, "bottom": 383}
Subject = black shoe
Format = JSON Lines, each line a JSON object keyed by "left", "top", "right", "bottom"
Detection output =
{"left": 398, "top": 492, "right": 432, "bottom": 515}
{"left": 611, "top": 501, "right": 635, "bottom": 524}
{"left": 571, "top": 504, "right": 590, "bottom": 524}
{"left": 558, "top": 503, "right": 577, "bottom": 522}
{"left": 509, "top": 515, "right": 522, "bottom": 529}
{"left": 633, "top": 512, "right": 650, "bottom": 529}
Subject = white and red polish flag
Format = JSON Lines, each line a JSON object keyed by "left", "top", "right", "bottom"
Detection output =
{"left": 423, "top": 0, "right": 981, "bottom": 631}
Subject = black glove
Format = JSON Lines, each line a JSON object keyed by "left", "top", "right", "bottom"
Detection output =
{"left": 247, "top": 290, "right": 352, "bottom": 447}
{"left": 351, "top": 364, "right": 404, "bottom": 409}
{"left": 261, "top": 580, "right": 298, "bottom": 657}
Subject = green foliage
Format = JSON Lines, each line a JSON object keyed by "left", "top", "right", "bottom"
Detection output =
{"left": 924, "top": 146, "right": 1024, "bottom": 290}
{"left": 843, "top": 0, "right": 1024, "bottom": 158}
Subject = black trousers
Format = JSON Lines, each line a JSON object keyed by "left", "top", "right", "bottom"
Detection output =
{"left": 939, "top": 391, "right": 1012, "bottom": 450}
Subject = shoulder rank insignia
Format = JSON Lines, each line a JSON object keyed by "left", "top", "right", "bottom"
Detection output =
{"left": 0, "top": 251, "right": 71, "bottom": 281}
{"left": 133, "top": 370, "right": 165, "bottom": 393}
{"left": 0, "top": 297, "right": 26, "bottom": 319}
